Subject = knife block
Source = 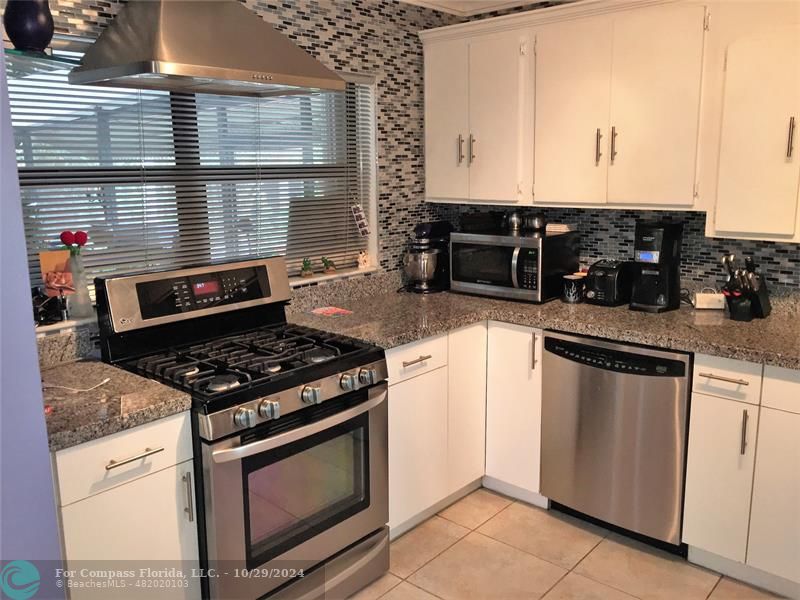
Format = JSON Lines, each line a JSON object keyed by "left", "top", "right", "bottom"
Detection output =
{"left": 726, "top": 295, "right": 753, "bottom": 322}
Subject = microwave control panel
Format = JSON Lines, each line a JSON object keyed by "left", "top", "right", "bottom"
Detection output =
{"left": 517, "top": 248, "right": 539, "bottom": 290}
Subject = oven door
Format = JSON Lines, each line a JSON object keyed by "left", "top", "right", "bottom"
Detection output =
{"left": 201, "top": 383, "right": 388, "bottom": 600}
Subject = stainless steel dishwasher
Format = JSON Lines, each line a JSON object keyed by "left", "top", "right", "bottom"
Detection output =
{"left": 541, "top": 332, "right": 691, "bottom": 546}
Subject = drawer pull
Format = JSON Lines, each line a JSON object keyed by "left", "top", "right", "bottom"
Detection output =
{"left": 183, "top": 471, "right": 195, "bottom": 522}
{"left": 105, "top": 447, "right": 164, "bottom": 471}
{"left": 698, "top": 372, "right": 749, "bottom": 386}
{"left": 402, "top": 354, "right": 432, "bottom": 368}
{"left": 740, "top": 409, "right": 749, "bottom": 456}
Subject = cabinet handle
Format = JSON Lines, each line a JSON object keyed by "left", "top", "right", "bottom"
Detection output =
{"left": 698, "top": 372, "right": 749, "bottom": 386}
{"left": 183, "top": 471, "right": 194, "bottom": 522}
{"left": 740, "top": 409, "right": 748, "bottom": 455}
{"left": 531, "top": 332, "right": 537, "bottom": 369}
{"left": 458, "top": 134, "right": 465, "bottom": 164}
{"left": 595, "top": 128, "right": 603, "bottom": 165}
{"left": 469, "top": 134, "right": 476, "bottom": 163}
{"left": 787, "top": 116, "right": 795, "bottom": 159}
{"left": 610, "top": 126, "right": 618, "bottom": 162}
{"left": 402, "top": 354, "right": 432, "bottom": 368}
{"left": 105, "top": 446, "right": 164, "bottom": 471}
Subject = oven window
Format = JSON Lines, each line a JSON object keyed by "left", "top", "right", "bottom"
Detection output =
{"left": 243, "top": 413, "right": 370, "bottom": 567}
{"left": 452, "top": 243, "right": 515, "bottom": 286}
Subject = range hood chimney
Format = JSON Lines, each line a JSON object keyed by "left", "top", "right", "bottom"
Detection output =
{"left": 69, "top": 0, "right": 345, "bottom": 97}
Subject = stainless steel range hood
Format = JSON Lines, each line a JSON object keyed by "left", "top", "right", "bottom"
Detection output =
{"left": 69, "top": 0, "right": 345, "bottom": 96}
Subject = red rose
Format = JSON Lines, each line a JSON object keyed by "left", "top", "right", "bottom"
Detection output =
{"left": 74, "top": 231, "right": 88, "bottom": 246}
{"left": 60, "top": 231, "right": 75, "bottom": 246}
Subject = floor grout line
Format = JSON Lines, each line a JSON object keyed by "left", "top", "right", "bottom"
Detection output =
{"left": 388, "top": 516, "right": 470, "bottom": 581}
{"left": 705, "top": 574, "right": 724, "bottom": 599}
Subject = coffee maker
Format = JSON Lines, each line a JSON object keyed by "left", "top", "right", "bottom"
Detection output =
{"left": 629, "top": 221, "right": 683, "bottom": 313}
{"left": 402, "top": 221, "right": 453, "bottom": 293}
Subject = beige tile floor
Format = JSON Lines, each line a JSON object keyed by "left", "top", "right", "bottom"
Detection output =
{"left": 349, "top": 489, "right": 783, "bottom": 600}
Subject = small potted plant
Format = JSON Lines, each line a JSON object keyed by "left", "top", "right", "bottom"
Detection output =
{"left": 321, "top": 256, "right": 336, "bottom": 274}
{"left": 300, "top": 257, "right": 314, "bottom": 278}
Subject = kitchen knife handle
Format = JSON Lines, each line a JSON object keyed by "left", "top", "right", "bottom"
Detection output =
{"left": 740, "top": 409, "right": 748, "bottom": 455}
{"left": 610, "top": 126, "right": 618, "bottom": 162}
{"left": 458, "top": 134, "right": 465, "bottom": 164}
{"left": 788, "top": 116, "right": 795, "bottom": 159}
{"left": 698, "top": 372, "right": 750, "bottom": 386}
{"left": 595, "top": 128, "right": 603, "bottom": 165}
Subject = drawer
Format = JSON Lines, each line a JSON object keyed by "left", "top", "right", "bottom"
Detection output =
{"left": 762, "top": 365, "right": 800, "bottom": 414}
{"left": 55, "top": 411, "right": 192, "bottom": 506}
{"left": 386, "top": 334, "right": 448, "bottom": 385}
{"left": 692, "top": 354, "right": 763, "bottom": 405}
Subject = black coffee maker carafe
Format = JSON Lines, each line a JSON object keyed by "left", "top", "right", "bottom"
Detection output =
{"left": 629, "top": 221, "right": 683, "bottom": 313}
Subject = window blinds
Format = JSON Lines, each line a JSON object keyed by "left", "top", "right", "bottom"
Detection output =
{"left": 6, "top": 48, "right": 375, "bottom": 290}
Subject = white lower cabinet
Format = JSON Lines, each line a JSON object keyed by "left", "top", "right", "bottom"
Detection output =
{"left": 683, "top": 392, "right": 758, "bottom": 562}
{"left": 747, "top": 408, "right": 800, "bottom": 583}
{"left": 60, "top": 461, "right": 199, "bottom": 599}
{"left": 388, "top": 366, "right": 449, "bottom": 531}
{"left": 485, "top": 321, "right": 542, "bottom": 497}
{"left": 447, "top": 323, "right": 487, "bottom": 494}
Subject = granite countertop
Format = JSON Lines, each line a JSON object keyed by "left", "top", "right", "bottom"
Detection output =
{"left": 41, "top": 360, "right": 191, "bottom": 452}
{"left": 288, "top": 291, "right": 800, "bottom": 370}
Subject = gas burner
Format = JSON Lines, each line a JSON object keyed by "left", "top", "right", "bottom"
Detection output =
{"left": 303, "top": 347, "right": 338, "bottom": 364}
{"left": 205, "top": 373, "right": 246, "bottom": 393}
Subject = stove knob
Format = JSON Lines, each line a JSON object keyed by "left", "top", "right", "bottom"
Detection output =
{"left": 234, "top": 407, "right": 257, "bottom": 429}
{"left": 340, "top": 373, "right": 357, "bottom": 391}
{"left": 258, "top": 400, "right": 281, "bottom": 420}
{"left": 358, "top": 368, "right": 377, "bottom": 386}
{"left": 301, "top": 386, "right": 322, "bottom": 405}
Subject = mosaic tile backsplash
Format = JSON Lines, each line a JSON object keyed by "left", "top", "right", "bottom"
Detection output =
{"left": 437, "top": 205, "right": 800, "bottom": 290}
{"left": 12, "top": 0, "right": 799, "bottom": 292}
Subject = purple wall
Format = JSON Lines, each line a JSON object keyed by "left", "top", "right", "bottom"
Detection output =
{"left": 0, "top": 47, "right": 63, "bottom": 569}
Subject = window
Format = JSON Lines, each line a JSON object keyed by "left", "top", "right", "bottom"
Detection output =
{"left": 6, "top": 42, "right": 376, "bottom": 291}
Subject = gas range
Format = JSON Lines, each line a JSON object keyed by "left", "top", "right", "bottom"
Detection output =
{"left": 121, "top": 322, "right": 386, "bottom": 440}
{"left": 95, "top": 256, "right": 390, "bottom": 600}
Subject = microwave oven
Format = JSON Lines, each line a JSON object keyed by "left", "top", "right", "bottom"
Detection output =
{"left": 450, "top": 230, "right": 580, "bottom": 302}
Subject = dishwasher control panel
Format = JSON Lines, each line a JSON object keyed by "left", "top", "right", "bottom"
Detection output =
{"left": 544, "top": 337, "right": 686, "bottom": 377}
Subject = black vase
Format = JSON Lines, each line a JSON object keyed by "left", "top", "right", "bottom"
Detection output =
{"left": 3, "top": 0, "right": 55, "bottom": 53}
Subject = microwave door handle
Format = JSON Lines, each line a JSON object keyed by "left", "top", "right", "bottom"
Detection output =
{"left": 211, "top": 385, "right": 387, "bottom": 464}
{"left": 511, "top": 247, "right": 521, "bottom": 288}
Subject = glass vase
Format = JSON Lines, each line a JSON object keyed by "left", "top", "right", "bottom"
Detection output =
{"left": 67, "top": 253, "right": 94, "bottom": 319}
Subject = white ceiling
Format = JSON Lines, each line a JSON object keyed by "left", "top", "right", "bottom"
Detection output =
{"left": 398, "top": 0, "right": 545, "bottom": 17}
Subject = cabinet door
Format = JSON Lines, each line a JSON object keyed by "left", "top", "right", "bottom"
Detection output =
{"left": 447, "top": 323, "right": 487, "bottom": 494}
{"left": 607, "top": 5, "right": 705, "bottom": 205}
{"left": 534, "top": 17, "right": 612, "bottom": 204}
{"left": 485, "top": 322, "right": 542, "bottom": 493}
{"left": 682, "top": 394, "right": 758, "bottom": 562}
{"left": 468, "top": 31, "right": 534, "bottom": 203}
{"left": 424, "top": 39, "right": 470, "bottom": 200}
{"left": 61, "top": 462, "right": 199, "bottom": 599}
{"left": 388, "top": 366, "right": 448, "bottom": 530}
{"left": 714, "top": 30, "right": 800, "bottom": 236}
{"left": 747, "top": 408, "right": 800, "bottom": 582}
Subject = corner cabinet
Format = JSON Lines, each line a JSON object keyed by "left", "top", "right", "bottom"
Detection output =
{"left": 423, "top": 30, "right": 534, "bottom": 204}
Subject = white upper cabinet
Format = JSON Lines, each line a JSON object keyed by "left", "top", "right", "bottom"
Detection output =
{"left": 468, "top": 31, "right": 534, "bottom": 203}
{"left": 424, "top": 39, "right": 470, "bottom": 200}
{"left": 533, "top": 17, "right": 612, "bottom": 204}
{"left": 423, "top": 30, "right": 533, "bottom": 204}
{"left": 713, "top": 30, "right": 800, "bottom": 237}
{"left": 607, "top": 4, "right": 706, "bottom": 206}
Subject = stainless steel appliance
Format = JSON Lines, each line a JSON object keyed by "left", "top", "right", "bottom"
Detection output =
{"left": 95, "top": 257, "right": 389, "bottom": 600}
{"left": 69, "top": 0, "right": 345, "bottom": 96}
{"left": 450, "top": 230, "right": 579, "bottom": 302}
{"left": 541, "top": 332, "right": 691, "bottom": 546}
{"left": 630, "top": 221, "right": 684, "bottom": 313}
{"left": 403, "top": 221, "right": 452, "bottom": 293}
{"left": 585, "top": 260, "right": 637, "bottom": 306}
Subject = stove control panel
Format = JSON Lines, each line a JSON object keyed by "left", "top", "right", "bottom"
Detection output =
{"left": 136, "top": 265, "right": 271, "bottom": 320}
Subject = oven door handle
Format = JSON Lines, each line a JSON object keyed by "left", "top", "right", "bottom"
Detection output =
{"left": 511, "top": 247, "right": 521, "bottom": 288}
{"left": 211, "top": 385, "right": 387, "bottom": 463}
